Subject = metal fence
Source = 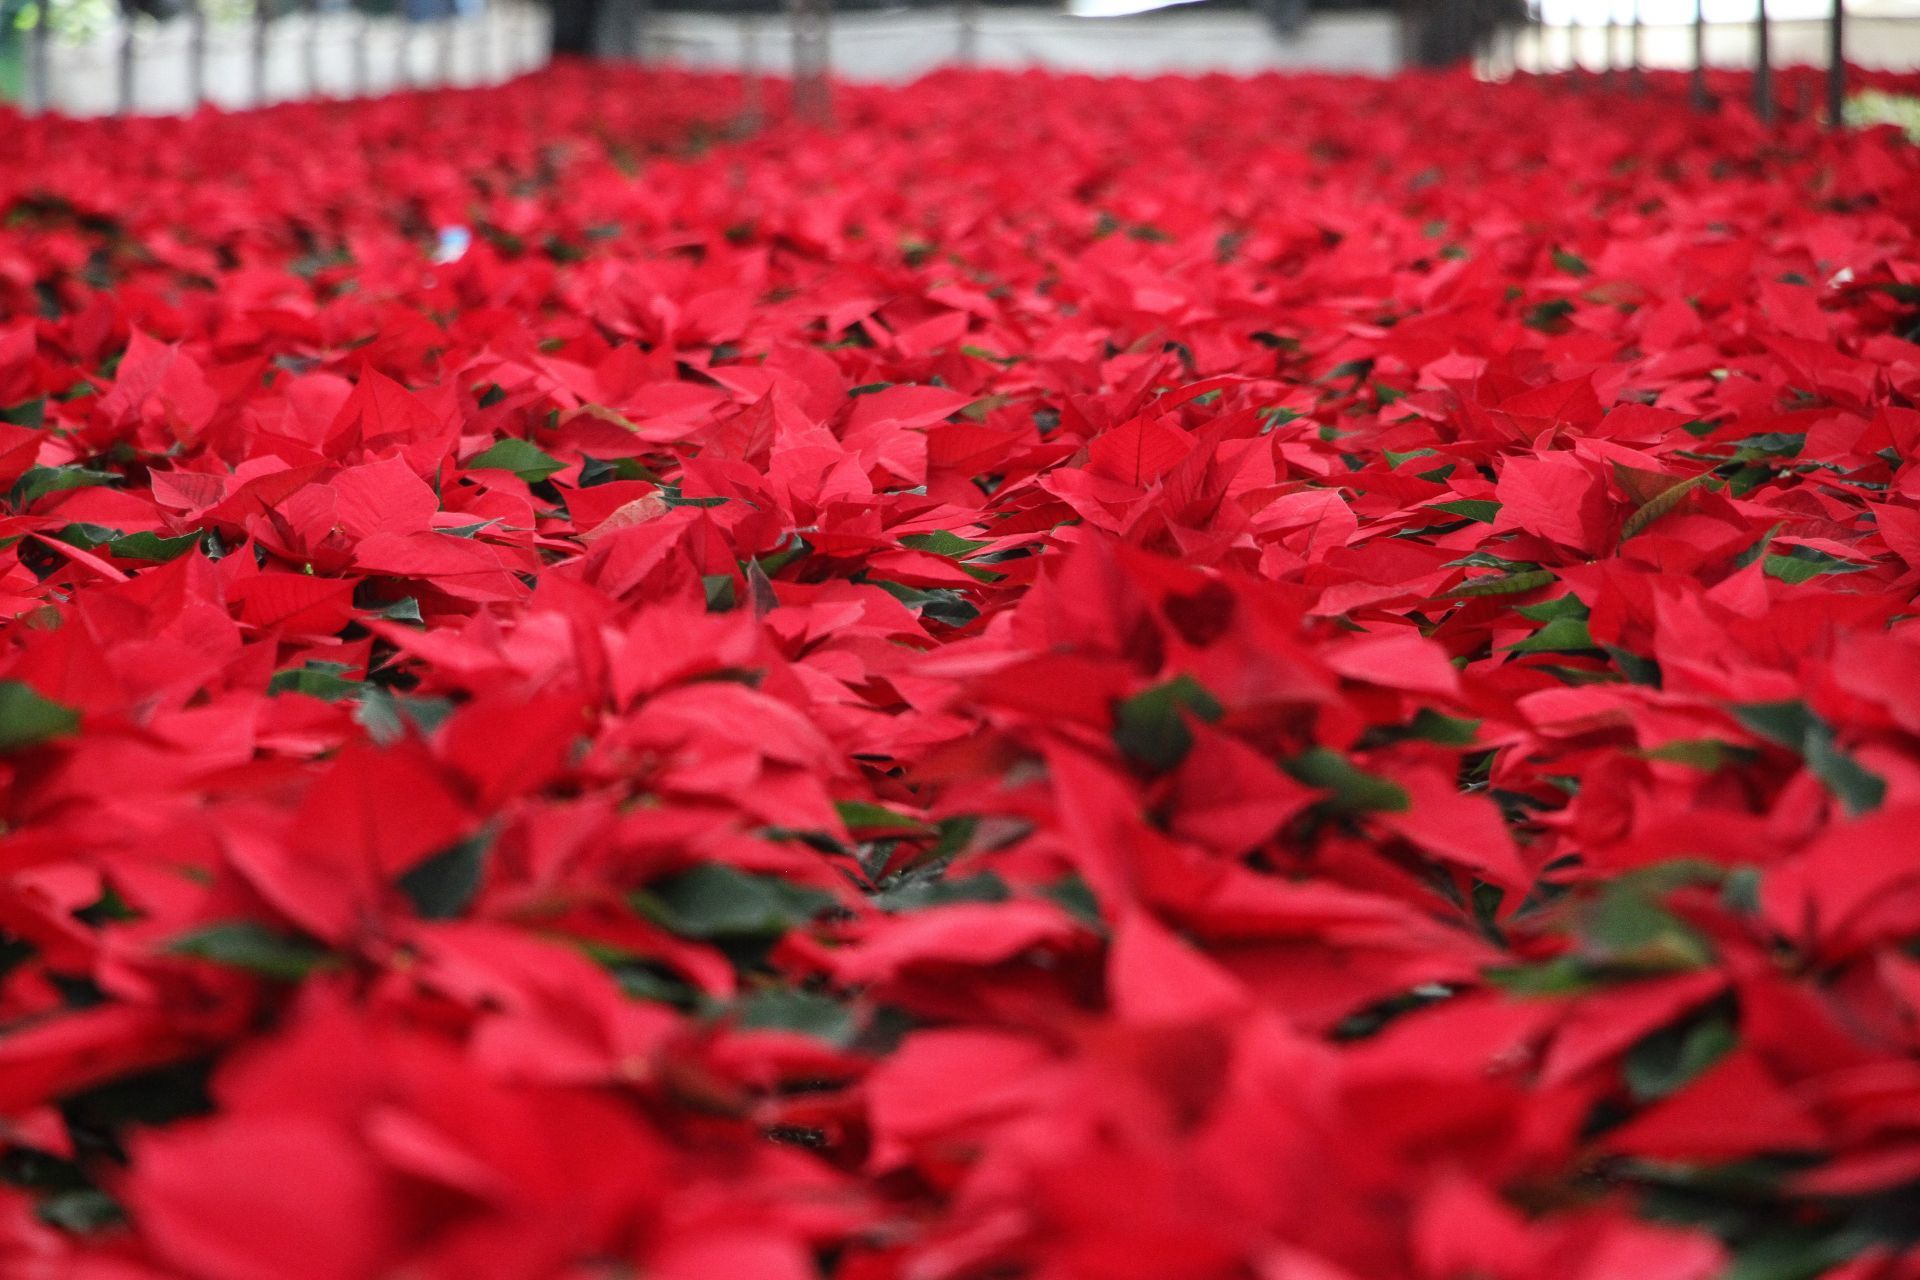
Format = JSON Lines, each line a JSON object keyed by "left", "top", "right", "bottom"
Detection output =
{"left": 8, "top": 0, "right": 1911, "bottom": 122}
{"left": 1501, "top": 0, "right": 1914, "bottom": 125}
{"left": 2, "top": 0, "right": 549, "bottom": 115}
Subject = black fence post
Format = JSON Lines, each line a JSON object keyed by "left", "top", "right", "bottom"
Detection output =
{"left": 116, "top": 0, "right": 136, "bottom": 114}
{"left": 253, "top": 0, "right": 271, "bottom": 105}
{"left": 187, "top": 0, "right": 206, "bottom": 106}
{"left": 353, "top": 0, "right": 370, "bottom": 95}
{"left": 437, "top": 3, "right": 454, "bottom": 83}
{"left": 789, "top": 0, "right": 829, "bottom": 125}
{"left": 1826, "top": 0, "right": 1844, "bottom": 127}
{"left": 956, "top": 0, "right": 977, "bottom": 65}
{"left": 304, "top": 0, "right": 320, "bottom": 96}
{"left": 489, "top": 0, "right": 504, "bottom": 80}
{"left": 24, "top": 0, "right": 48, "bottom": 114}
{"left": 1753, "top": 0, "right": 1772, "bottom": 124}
{"left": 740, "top": 16, "right": 762, "bottom": 128}
{"left": 1690, "top": 0, "right": 1707, "bottom": 108}
{"left": 1628, "top": 0, "right": 1642, "bottom": 91}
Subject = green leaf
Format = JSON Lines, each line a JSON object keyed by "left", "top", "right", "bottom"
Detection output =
{"left": 0, "top": 681, "right": 79, "bottom": 752}
{"left": 1112, "top": 675, "right": 1223, "bottom": 772}
{"left": 608, "top": 962, "right": 701, "bottom": 1007}
{"left": 1624, "top": 1006, "right": 1737, "bottom": 1102}
{"left": 703, "top": 574, "right": 738, "bottom": 612}
{"left": 9, "top": 465, "right": 118, "bottom": 509}
{"left": 1406, "top": 708, "right": 1481, "bottom": 745}
{"left": 1551, "top": 247, "right": 1591, "bottom": 276}
{"left": 1, "top": 398, "right": 47, "bottom": 429}
{"left": 1729, "top": 431, "right": 1806, "bottom": 460}
{"left": 1523, "top": 299, "right": 1576, "bottom": 331}
{"left": 640, "top": 865, "right": 835, "bottom": 940}
{"left": 1577, "top": 879, "right": 1715, "bottom": 973}
{"left": 755, "top": 536, "right": 810, "bottom": 577}
{"left": 267, "top": 661, "right": 362, "bottom": 702}
{"left": 872, "top": 581, "right": 980, "bottom": 627}
{"left": 167, "top": 921, "right": 329, "bottom": 981}
{"left": 34, "top": 1189, "right": 124, "bottom": 1234}
{"left": 1605, "top": 644, "right": 1663, "bottom": 688}
{"left": 733, "top": 987, "right": 856, "bottom": 1045}
{"left": 1284, "top": 747, "right": 1411, "bottom": 814}
{"left": 467, "top": 438, "right": 565, "bottom": 483}
{"left": 395, "top": 831, "right": 492, "bottom": 920}
{"left": 1763, "top": 546, "right": 1870, "bottom": 585}
{"left": 353, "top": 688, "right": 455, "bottom": 745}
{"left": 1642, "top": 738, "right": 1740, "bottom": 770}
{"left": 1042, "top": 874, "right": 1105, "bottom": 929}
{"left": 1722, "top": 867, "right": 1763, "bottom": 915}
{"left": 1733, "top": 700, "right": 1886, "bottom": 816}
{"left": 49, "top": 522, "right": 120, "bottom": 549}
{"left": 1620, "top": 471, "right": 1716, "bottom": 542}
{"left": 1506, "top": 615, "right": 1597, "bottom": 654}
{"left": 1426, "top": 499, "right": 1500, "bottom": 524}
{"left": 1448, "top": 569, "right": 1557, "bottom": 598}
{"left": 1384, "top": 447, "right": 1438, "bottom": 470}
{"left": 834, "top": 800, "right": 932, "bottom": 834}
{"left": 871, "top": 871, "right": 1010, "bottom": 913}
{"left": 900, "top": 530, "right": 990, "bottom": 559}
{"left": 364, "top": 596, "right": 424, "bottom": 625}
{"left": 1446, "top": 552, "right": 1540, "bottom": 572}
{"left": 1484, "top": 956, "right": 1594, "bottom": 996}
{"left": 104, "top": 529, "right": 201, "bottom": 562}
{"left": 1514, "top": 594, "right": 1588, "bottom": 623}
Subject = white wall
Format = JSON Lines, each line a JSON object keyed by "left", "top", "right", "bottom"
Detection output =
{"left": 640, "top": 9, "right": 1404, "bottom": 80}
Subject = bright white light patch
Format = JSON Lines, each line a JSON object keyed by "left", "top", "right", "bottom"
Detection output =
{"left": 1068, "top": 0, "right": 1208, "bottom": 19}
{"left": 433, "top": 226, "right": 472, "bottom": 265}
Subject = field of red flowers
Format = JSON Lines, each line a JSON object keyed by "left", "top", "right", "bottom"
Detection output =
{"left": 3, "top": 58, "right": 1920, "bottom": 1280}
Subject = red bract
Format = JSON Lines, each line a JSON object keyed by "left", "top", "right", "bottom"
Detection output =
{"left": 2, "top": 57, "right": 1920, "bottom": 1280}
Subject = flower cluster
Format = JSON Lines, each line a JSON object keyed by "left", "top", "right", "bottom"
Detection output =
{"left": 3, "top": 60, "right": 1920, "bottom": 1280}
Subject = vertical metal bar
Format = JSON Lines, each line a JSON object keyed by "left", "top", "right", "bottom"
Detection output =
{"left": 740, "top": 16, "right": 761, "bottom": 129}
{"left": 789, "top": 0, "right": 829, "bottom": 125}
{"left": 401, "top": 5, "right": 417, "bottom": 87}
{"left": 487, "top": 0, "right": 502, "bottom": 81}
{"left": 116, "top": 0, "right": 135, "bottom": 114}
{"left": 1603, "top": 0, "right": 1617, "bottom": 84}
{"left": 187, "top": 0, "right": 206, "bottom": 107}
{"left": 1628, "top": 0, "right": 1642, "bottom": 90}
{"left": 253, "top": 0, "right": 270, "bottom": 105}
{"left": 1753, "top": 0, "right": 1772, "bottom": 123}
{"left": 353, "top": 0, "right": 369, "bottom": 95}
{"left": 956, "top": 0, "right": 977, "bottom": 65}
{"left": 436, "top": 3, "right": 453, "bottom": 83}
{"left": 303, "top": 0, "right": 320, "bottom": 96}
{"left": 26, "top": 0, "right": 51, "bottom": 116}
{"left": 1826, "top": 0, "right": 1844, "bottom": 127}
{"left": 1691, "top": 0, "right": 1708, "bottom": 108}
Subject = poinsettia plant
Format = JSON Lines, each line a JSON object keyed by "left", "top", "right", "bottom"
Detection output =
{"left": 1, "top": 56, "right": 1920, "bottom": 1280}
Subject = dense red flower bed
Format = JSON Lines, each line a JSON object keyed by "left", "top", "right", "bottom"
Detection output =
{"left": 3, "top": 59, "right": 1920, "bottom": 1280}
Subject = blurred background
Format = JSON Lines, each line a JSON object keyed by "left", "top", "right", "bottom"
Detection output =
{"left": 0, "top": 0, "right": 1915, "bottom": 116}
